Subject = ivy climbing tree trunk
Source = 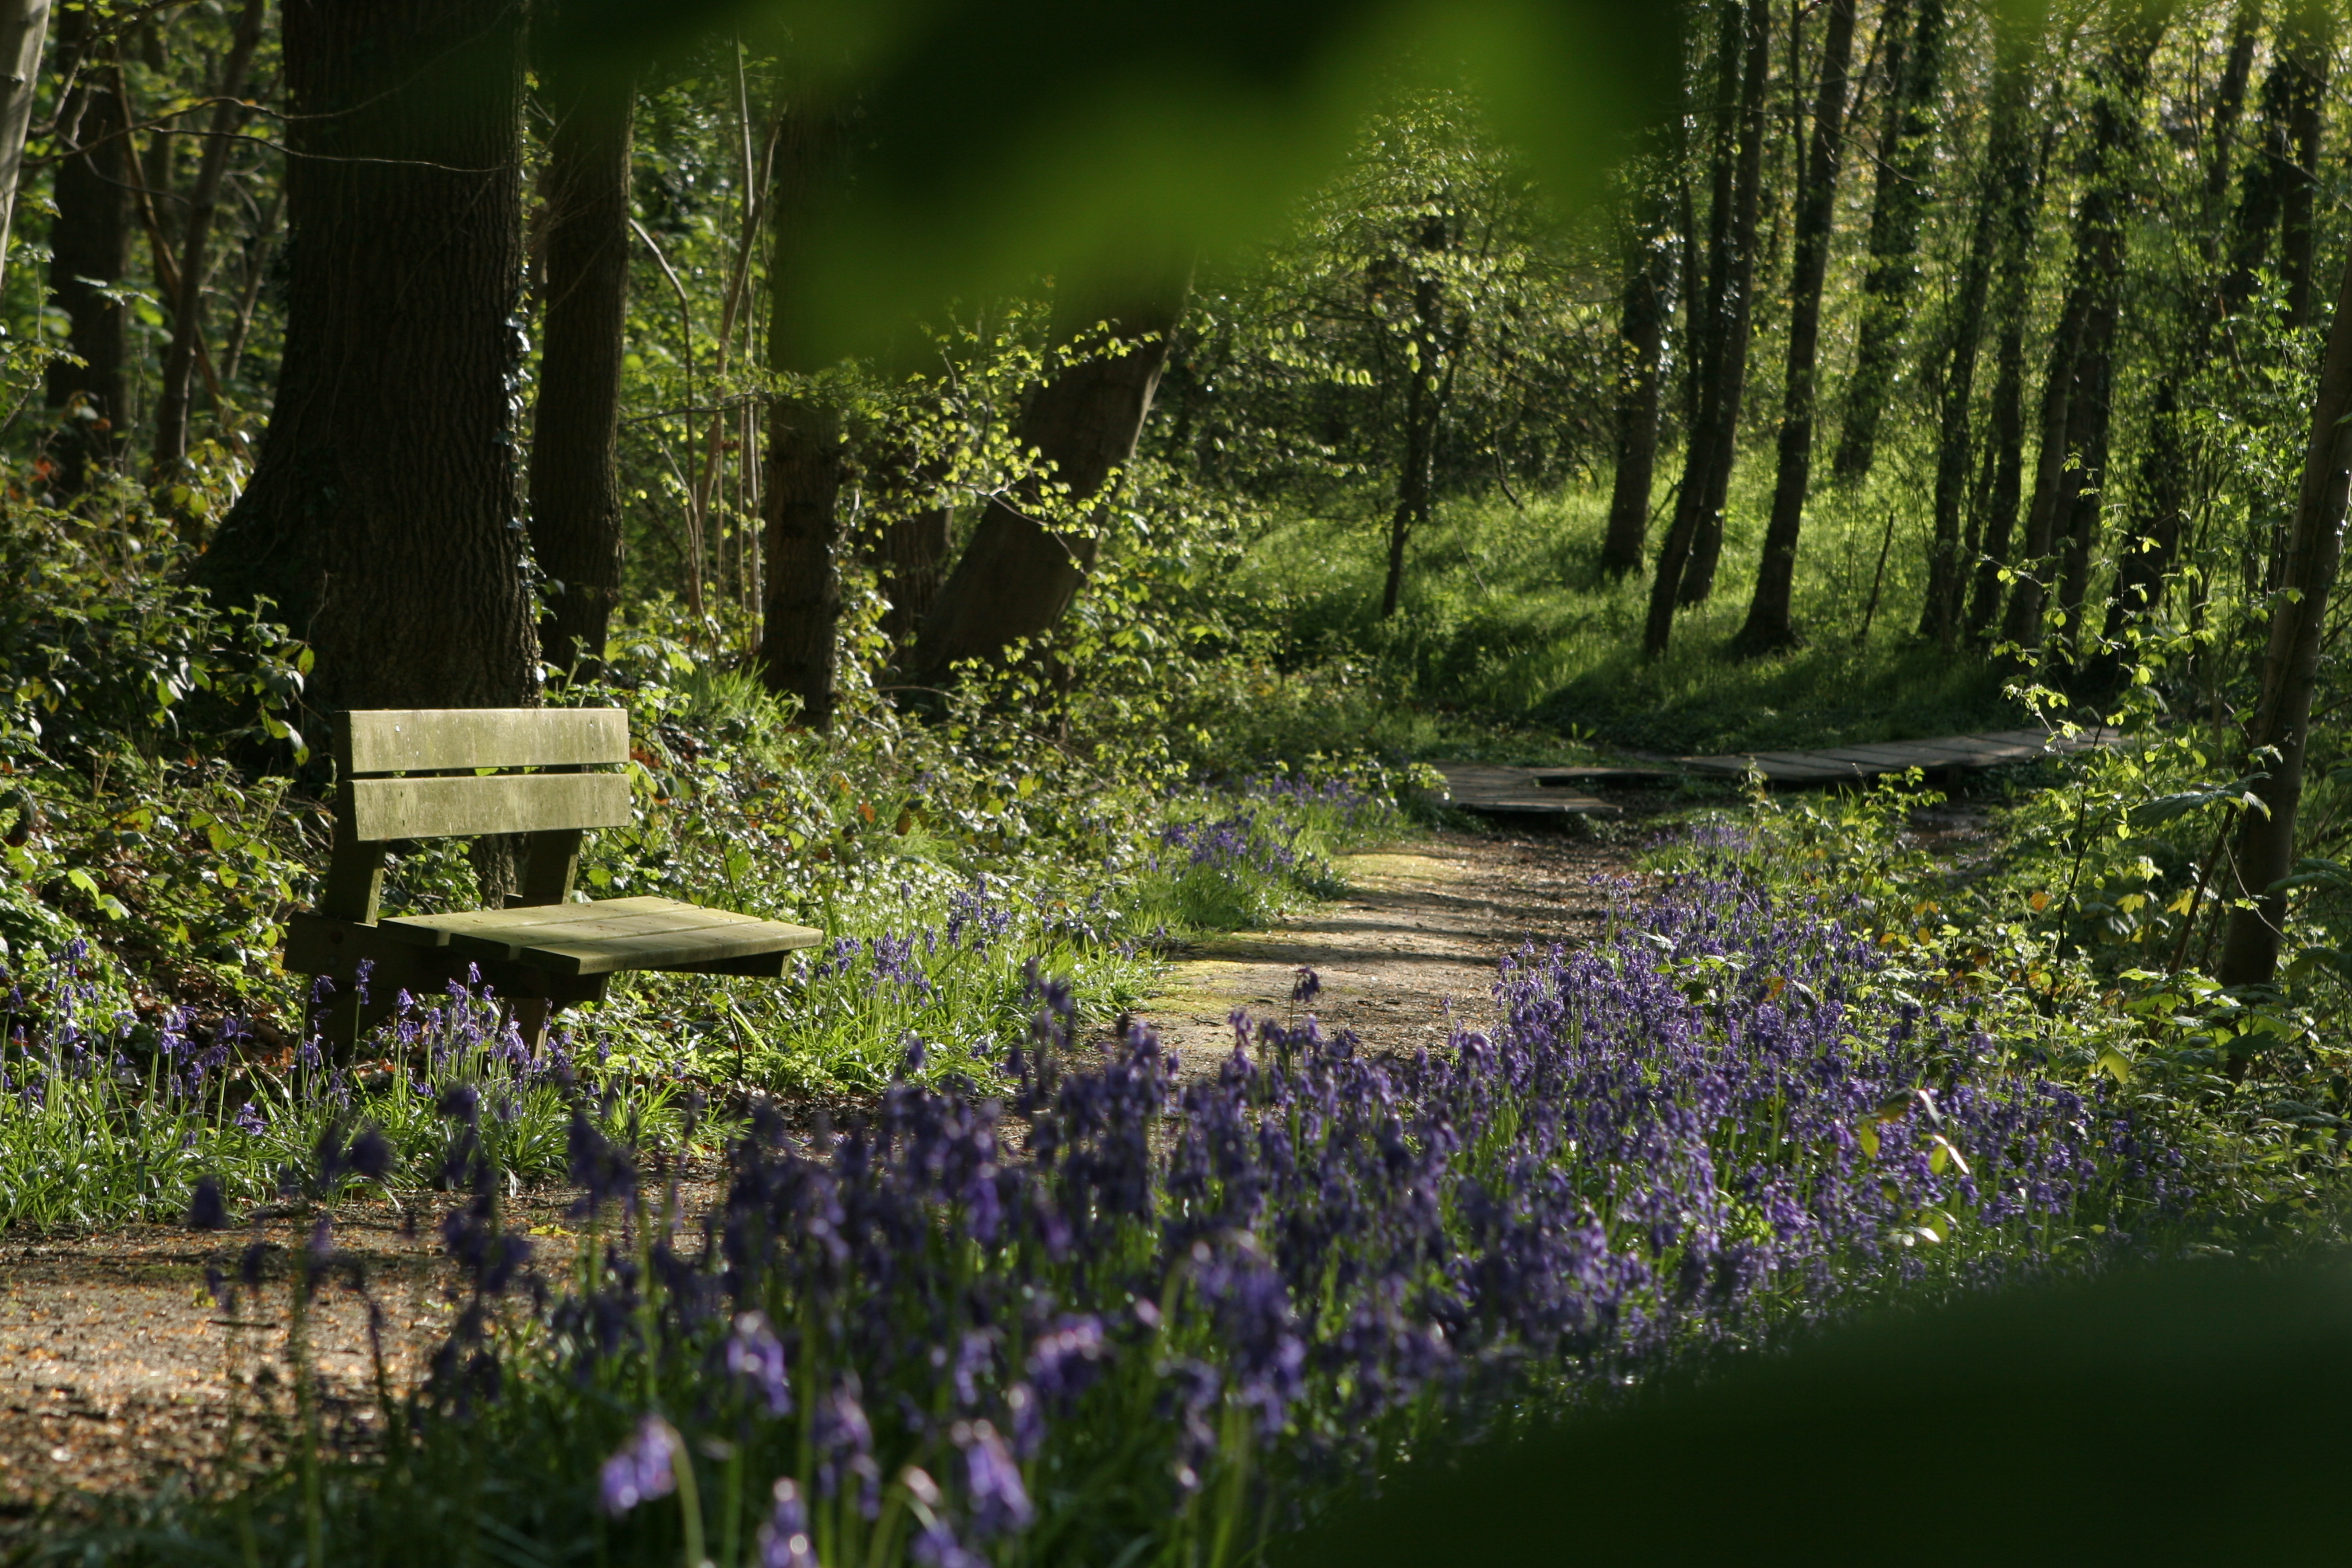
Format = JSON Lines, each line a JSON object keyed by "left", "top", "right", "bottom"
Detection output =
{"left": 43, "top": 3, "right": 132, "bottom": 495}
{"left": 2217, "top": 242, "right": 2352, "bottom": 992}
{"left": 528, "top": 21, "right": 635, "bottom": 683}
{"left": 916, "top": 284, "right": 1186, "bottom": 678}
{"left": 1830, "top": 0, "right": 1944, "bottom": 485}
{"left": 1736, "top": 0, "right": 1856, "bottom": 654}
{"left": 198, "top": 0, "right": 535, "bottom": 722}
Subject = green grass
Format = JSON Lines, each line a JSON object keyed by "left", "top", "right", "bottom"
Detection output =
{"left": 1226, "top": 438, "right": 2029, "bottom": 756}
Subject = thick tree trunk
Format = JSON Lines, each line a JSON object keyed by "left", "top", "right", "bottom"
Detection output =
{"left": 528, "top": 32, "right": 635, "bottom": 683}
{"left": 0, "top": 0, "right": 49, "bottom": 301}
{"left": 2217, "top": 245, "right": 2352, "bottom": 990}
{"left": 758, "top": 107, "right": 848, "bottom": 724}
{"left": 151, "top": 0, "right": 265, "bottom": 479}
{"left": 874, "top": 496, "right": 951, "bottom": 663}
{"left": 1673, "top": 1, "right": 1771, "bottom": 610}
{"left": 916, "top": 287, "right": 1185, "bottom": 677}
{"left": 1735, "top": 0, "right": 1856, "bottom": 653}
{"left": 1381, "top": 219, "right": 1449, "bottom": 620}
{"left": 1600, "top": 196, "right": 1672, "bottom": 578}
{"left": 1830, "top": 0, "right": 1945, "bottom": 485}
{"left": 1645, "top": 0, "right": 1767, "bottom": 651}
{"left": 197, "top": 0, "right": 534, "bottom": 722}
{"left": 42, "top": 5, "right": 132, "bottom": 494}
{"left": 1918, "top": 21, "right": 2028, "bottom": 648}
{"left": 2220, "top": 9, "right": 2310, "bottom": 325}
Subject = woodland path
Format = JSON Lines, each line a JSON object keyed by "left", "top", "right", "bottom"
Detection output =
{"left": 1138, "top": 825, "right": 1643, "bottom": 1073}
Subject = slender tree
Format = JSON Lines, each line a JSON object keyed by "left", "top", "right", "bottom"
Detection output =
{"left": 0, "top": 0, "right": 48, "bottom": 299}
{"left": 1963, "top": 116, "right": 2054, "bottom": 642}
{"left": 150, "top": 0, "right": 266, "bottom": 479}
{"left": 1830, "top": 0, "right": 1945, "bottom": 485}
{"left": 2218, "top": 242, "right": 2352, "bottom": 991}
{"left": 199, "top": 0, "right": 535, "bottom": 723}
{"left": 1734, "top": 0, "right": 1856, "bottom": 654}
{"left": 1600, "top": 181, "right": 1674, "bottom": 579}
{"left": 1645, "top": 0, "right": 1768, "bottom": 653}
{"left": 2275, "top": 0, "right": 2330, "bottom": 328}
{"left": 42, "top": 4, "right": 132, "bottom": 493}
{"left": 1917, "top": 10, "right": 2030, "bottom": 648}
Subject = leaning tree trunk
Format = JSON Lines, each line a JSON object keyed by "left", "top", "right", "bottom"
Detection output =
{"left": 1736, "top": 0, "right": 1857, "bottom": 654}
{"left": 1672, "top": 0, "right": 1771, "bottom": 611}
{"left": 151, "top": 0, "right": 265, "bottom": 482}
{"left": 1918, "top": 17, "right": 2028, "bottom": 648}
{"left": 1600, "top": 188, "right": 1673, "bottom": 578}
{"left": 0, "top": 0, "right": 49, "bottom": 301}
{"left": 2217, "top": 243, "right": 2352, "bottom": 991}
{"left": 1645, "top": 0, "right": 1767, "bottom": 652}
{"left": 528, "top": 28, "right": 635, "bottom": 683}
{"left": 916, "top": 285, "right": 1186, "bottom": 678}
{"left": 43, "top": 4, "right": 132, "bottom": 495}
{"left": 1830, "top": 0, "right": 1945, "bottom": 485}
{"left": 198, "top": 0, "right": 534, "bottom": 722}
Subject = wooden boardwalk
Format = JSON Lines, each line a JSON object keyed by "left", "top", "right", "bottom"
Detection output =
{"left": 1432, "top": 728, "right": 2123, "bottom": 814}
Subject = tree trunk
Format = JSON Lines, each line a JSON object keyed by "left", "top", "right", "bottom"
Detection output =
{"left": 1642, "top": 0, "right": 1745, "bottom": 655}
{"left": 1999, "top": 7, "right": 2164, "bottom": 658}
{"left": 1735, "top": 0, "right": 1856, "bottom": 653}
{"left": 2277, "top": 0, "right": 2330, "bottom": 328}
{"left": 42, "top": 5, "right": 131, "bottom": 495}
{"left": 527, "top": 28, "right": 635, "bottom": 683}
{"left": 0, "top": 0, "right": 49, "bottom": 302}
{"left": 1830, "top": 0, "right": 1945, "bottom": 485}
{"left": 1673, "top": 0, "right": 1771, "bottom": 610}
{"left": 1965, "top": 117, "right": 2053, "bottom": 643}
{"left": 1918, "top": 17, "right": 2028, "bottom": 648}
{"left": 1600, "top": 191, "right": 1672, "bottom": 578}
{"left": 2216, "top": 244, "right": 2352, "bottom": 990}
{"left": 2220, "top": 8, "right": 2309, "bottom": 325}
{"left": 758, "top": 106, "right": 849, "bottom": 725}
{"left": 1645, "top": 0, "right": 1767, "bottom": 652}
{"left": 151, "top": 0, "right": 266, "bottom": 481}
{"left": 874, "top": 493, "right": 951, "bottom": 663}
{"left": 916, "top": 286, "right": 1185, "bottom": 677}
{"left": 1381, "top": 215, "right": 1449, "bottom": 620}
{"left": 197, "top": 0, "right": 534, "bottom": 724}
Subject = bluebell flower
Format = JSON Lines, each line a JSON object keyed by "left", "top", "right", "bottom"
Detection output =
{"left": 599, "top": 1414, "right": 678, "bottom": 1515}
{"left": 756, "top": 1478, "right": 818, "bottom": 1568}
{"left": 726, "top": 1312, "right": 791, "bottom": 1415}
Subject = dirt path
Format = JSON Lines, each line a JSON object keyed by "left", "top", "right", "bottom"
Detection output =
{"left": 1139, "top": 825, "right": 1640, "bottom": 1069}
{"left": 0, "top": 822, "right": 1645, "bottom": 1525}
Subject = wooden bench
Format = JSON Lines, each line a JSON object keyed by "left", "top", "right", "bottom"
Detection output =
{"left": 283, "top": 707, "right": 822, "bottom": 1058}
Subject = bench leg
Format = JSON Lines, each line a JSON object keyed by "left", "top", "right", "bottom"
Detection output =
{"left": 513, "top": 997, "right": 553, "bottom": 1054}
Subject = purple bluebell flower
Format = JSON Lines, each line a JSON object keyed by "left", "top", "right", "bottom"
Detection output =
{"left": 955, "top": 1418, "right": 1034, "bottom": 1537}
{"left": 756, "top": 1478, "right": 819, "bottom": 1568}
{"left": 599, "top": 1414, "right": 679, "bottom": 1515}
{"left": 726, "top": 1312, "right": 791, "bottom": 1415}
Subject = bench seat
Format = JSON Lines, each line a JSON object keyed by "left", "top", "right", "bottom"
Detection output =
{"left": 376, "top": 895, "right": 821, "bottom": 977}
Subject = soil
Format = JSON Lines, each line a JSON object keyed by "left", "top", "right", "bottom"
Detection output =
{"left": 0, "top": 815, "right": 1653, "bottom": 1530}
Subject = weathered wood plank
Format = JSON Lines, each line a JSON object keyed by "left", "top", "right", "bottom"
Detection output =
{"left": 343, "top": 771, "right": 632, "bottom": 842}
{"left": 339, "top": 707, "right": 630, "bottom": 775}
{"left": 381, "top": 895, "right": 683, "bottom": 938}
{"left": 512, "top": 919, "right": 823, "bottom": 977}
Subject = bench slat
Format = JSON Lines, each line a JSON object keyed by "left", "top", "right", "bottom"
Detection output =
{"left": 340, "top": 708, "right": 630, "bottom": 775}
{"left": 516, "top": 920, "right": 821, "bottom": 977}
{"left": 378, "top": 896, "right": 820, "bottom": 977}
{"left": 344, "top": 772, "right": 632, "bottom": 842}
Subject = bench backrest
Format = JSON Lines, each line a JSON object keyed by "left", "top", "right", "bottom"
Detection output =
{"left": 322, "top": 708, "right": 634, "bottom": 924}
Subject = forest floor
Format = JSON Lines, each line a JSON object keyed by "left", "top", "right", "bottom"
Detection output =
{"left": 0, "top": 814, "right": 1661, "bottom": 1529}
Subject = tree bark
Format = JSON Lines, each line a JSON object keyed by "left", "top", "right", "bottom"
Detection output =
{"left": 874, "top": 493, "right": 951, "bottom": 664}
{"left": 1673, "top": 0, "right": 1771, "bottom": 609}
{"left": 0, "top": 0, "right": 49, "bottom": 302}
{"left": 2277, "top": 0, "right": 2330, "bottom": 328}
{"left": 1600, "top": 187, "right": 1673, "bottom": 578}
{"left": 1381, "top": 214, "right": 1449, "bottom": 620}
{"left": 197, "top": 0, "right": 535, "bottom": 724}
{"left": 916, "top": 285, "right": 1185, "bottom": 677}
{"left": 527, "top": 26, "right": 634, "bottom": 683}
{"left": 1917, "top": 17, "right": 2028, "bottom": 648}
{"left": 2216, "top": 244, "right": 2352, "bottom": 990}
{"left": 1645, "top": 0, "right": 1767, "bottom": 654}
{"left": 758, "top": 105, "right": 848, "bottom": 725}
{"left": 150, "top": 0, "right": 266, "bottom": 480}
{"left": 1830, "top": 0, "right": 1945, "bottom": 485}
{"left": 1735, "top": 0, "right": 1856, "bottom": 653}
{"left": 42, "top": 4, "right": 131, "bottom": 494}
{"left": 1965, "top": 120, "right": 2054, "bottom": 643}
